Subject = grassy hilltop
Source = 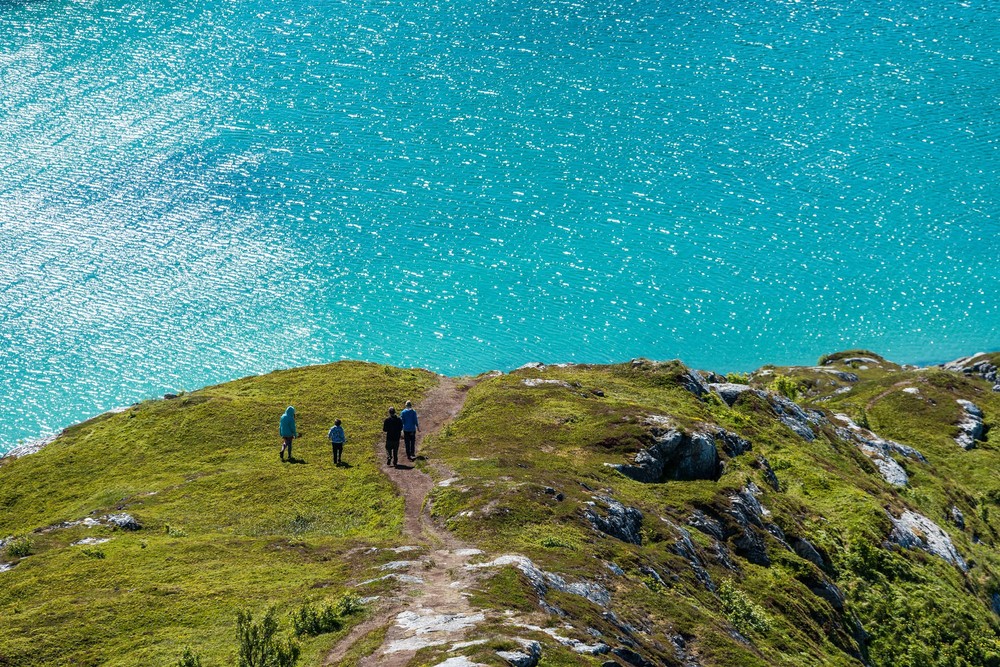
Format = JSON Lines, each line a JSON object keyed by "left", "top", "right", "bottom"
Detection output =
{"left": 1, "top": 352, "right": 1000, "bottom": 666}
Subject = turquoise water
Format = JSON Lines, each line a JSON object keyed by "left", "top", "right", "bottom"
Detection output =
{"left": 1, "top": 0, "right": 997, "bottom": 452}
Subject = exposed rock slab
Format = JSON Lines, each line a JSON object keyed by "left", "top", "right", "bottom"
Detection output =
{"left": 469, "top": 555, "right": 610, "bottom": 607}
{"left": 834, "top": 415, "right": 926, "bottom": 487}
{"left": 955, "top": 400, "right": 985, "bottom": 450}
{"left": 584, "top": 497, "right": 643, "bottom": 545}
{"left": 887, "top": 510, "right": 967, "bottom": 571}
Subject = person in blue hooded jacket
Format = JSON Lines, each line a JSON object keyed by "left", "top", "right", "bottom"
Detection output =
{"left": 279, "top": 406, "right": 298, "bottom": 462}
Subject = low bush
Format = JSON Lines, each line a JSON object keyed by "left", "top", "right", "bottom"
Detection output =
{"left": 236, "top": 607, "right": 299, "bottom": 667}
{"left": 176, "top": 647, "right": 202, "bottom": 667}
{"left": 5, "top": 537, "right": 31, "bottom": 559}
{"left": 291, "top": 602, "right": 341, "bottom": 637}
{"left": 719, "top": 579, "right": 770, "bottom": 635}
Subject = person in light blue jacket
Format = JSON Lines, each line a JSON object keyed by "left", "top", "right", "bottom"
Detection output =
{"left": 400, "top": 400, "right": 420, "bottom": 461}
{"left": 328, "top": 419, "right": 346, "bottom": 466}
{"left": 279, "top": 406, "right": 298, "bottom": 462}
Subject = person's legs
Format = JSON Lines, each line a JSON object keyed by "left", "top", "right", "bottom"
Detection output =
{"left": 389, "top": 439, "right": 400, "bottom": 466}
{"left": 404, "top": 431, "right": 416, "bottom": 459}
{"left": 281, "top": 437, "right": 293, "bottom": 461}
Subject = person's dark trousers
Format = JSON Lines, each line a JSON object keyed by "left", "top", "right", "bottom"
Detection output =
{"left": 332, "top": 444, "right": 343, "bottom": 465}
{"left": 281, "top": 437, "right": 293, "bottom": 461}
{"left": 403, "top": 431, "right": 417, "bottom": 459}
{"left": 386, "top": 439, "right": 400, "bottom": 466}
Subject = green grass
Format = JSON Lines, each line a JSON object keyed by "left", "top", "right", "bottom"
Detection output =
{"left": 4, "top": 353, "right": 1000, "bottom": 666}
{"left": 422, "top": 359, "right": 1000, "bottom": 667}
{"left": 0, "top": 361, "right": 436, "bottom": 666}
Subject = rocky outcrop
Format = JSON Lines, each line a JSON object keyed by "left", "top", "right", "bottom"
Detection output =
{"left": 469, "top": 555, "right": 611, "bottom": 607}
{"left": 943, "top": 354, "right": 999, "bottom": 383}
{"left": 496, "top": 638, "right": 542, "bottom": 667}
{"left": 713, "top": 428, "right": 751, "bottom": 457}
{"left": 612, "top": 419, "right": 754, "bottom": 484}
{"left": 104, "top": 513, "right": 142, "bottom": 531}
{"left": 768, "top": 393, "right": 826, "bottom": 441}
{"left": 584, "top": 497, "right": 644, "bottom": 545}
{"left": 834, "top": 415, "right": 926, "bottom": 487}
{"left": 679, "top": 370, "right": 711, "bottom": 398}
{"left": 754, "top": 455, "right": 780, "bottom": 491}
{"left": 662, "top": 519, "right": 714, "bottom": 591}
{"left": 955, "top": 400, "right": 985, "bottom": 450}
{"left": 887, "top": 510, "right": 967, "bottom": 571}
{"left": 709, "top": 383, "right": 752, "bottom": 407}
{"left": 1, "top": 433, "right": 60, "bottom": 460}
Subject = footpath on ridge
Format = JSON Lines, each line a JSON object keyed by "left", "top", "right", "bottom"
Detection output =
{"left": 324, "top": 376, "right": 486, "bottom": 667}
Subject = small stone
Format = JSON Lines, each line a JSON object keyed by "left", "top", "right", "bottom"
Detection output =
{"left": 544, "top": 487, "right": 556, "bottom": 495}
{"left": 104, "top": 514, "right": 141, "bottom": 531}
{"left": 164, "top": 393, "right": 178, "bottom": 399}
{"left": 555, "top": 493, "right": 564, "bottom": 501}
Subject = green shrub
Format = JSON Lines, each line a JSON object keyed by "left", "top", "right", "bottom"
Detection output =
{"left": 5, "top": 537, "right": 32, "bottom": 558}
{"left": 165, "top": 525, "right": 188, "bottom": 538}
{"left": 176, "top": 647, "right": 202, "bottom": 667}
{"left": 80, "top": 548, "right": 105, "bottom": 559}
{"left": 726, "top": 372, "right": 750, "bottom": 384}
{"left": 769, "top": 375, "right": 800, "bottom": 400}
{"left": 236, "top": 607, "right": 300, "bottom": 667}
{"left": 540, "top": 535, "right": 574, "bottom": 549}
{"left": 719, "top": 579, "right": 770, "bottom": 635}
{"left": 333, "top": 591, "right": 361, "bottom": 617}
{"left": 290, "top": 602, "right": 340, "bottom": 637}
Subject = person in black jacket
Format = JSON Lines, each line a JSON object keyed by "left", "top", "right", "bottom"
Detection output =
{"left": 382, "top": 407, "right": 404, "bottom": 467}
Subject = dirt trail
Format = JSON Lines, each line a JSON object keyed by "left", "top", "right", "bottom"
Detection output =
{"left": 325, "top": 376, "right": 485, "bottom": 667}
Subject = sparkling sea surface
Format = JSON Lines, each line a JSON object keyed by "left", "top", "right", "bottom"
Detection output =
{"left": 1, "top": 0, "right": 998, "bottom": 452}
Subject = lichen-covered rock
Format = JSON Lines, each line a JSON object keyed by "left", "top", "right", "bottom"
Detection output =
{"left": 584, "top": 497, "right": 643, "bottom": 545}
{"left": 943, "top": 354, "right": 999, "bottom": 383}
{"left": 955, "top": 399, "right": 985, "bottom": 450}
{"left": 497, "top": 638, "right": 542, "bottom": 667}
{"left": 612, "top": 422, "right": 721, "bottom": 483}
{"left": 763, "top": 392, "right": 825, "bottom": 440}
{"left": 724, "top": 484, "right": 791, "bottom": 567}
{"left": 992, "top": 593, "right": 1000, "bottom": 616}
{"left": 662, "top": 519, "right": 714, "bottom": 591}
{"left": 676, "top": 432, "right": 721, "bottom": 480}
{"left": 708, "top": 383, "right": 752, "bottom": 406}
{"left": 887, "top": 510, "right": 967, "bottom": 571}
{"left": 687, "top": 509, "right": 725, "bottom": 541}
{"left": 469, "top": 555, "right": 610, "bottom": 607}
{"left": 712, "top": 427, "right": 751, "bottom": 457}
{"left": 949, "top": 506, "right": 966, "bottom": 530}
{"left": 834, "top": 415, "right": 926, "bottom": 487}
{"left": 792, "top": 537, "right": 827, "bottom": 570}
{"left": 754, "top": 455, "right": 780, "bottom": 491}
{"left": 104, "top": 514, "right": 141, "bottom": 531}
{"left": 680, "top": 370, "right": 711, "bottom": 398}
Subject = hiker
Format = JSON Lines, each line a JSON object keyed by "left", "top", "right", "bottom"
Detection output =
{"left": 382, "top": 407, "right": 403, "bottom": 467}
{"left": 400, "top": 400, "right": 420, "bottom": 461}
{"left": 328, "top": 419, "right": 346, "bottom": 466}
{"left": 279, "top": 406, "right": 298, "bottom": 462}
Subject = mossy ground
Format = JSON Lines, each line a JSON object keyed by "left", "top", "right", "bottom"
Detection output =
{"left": 0, "top": 362, "right": 436, "bottom": 666}
{"left": 425, "top": 358, "right": 1000, "bottom": 666}
{"left": 2, "top": 353, "right": 1000, "bottom": 666}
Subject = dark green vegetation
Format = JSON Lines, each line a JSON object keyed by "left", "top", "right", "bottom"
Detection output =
{"left": 2, "top": 352, "right": 1000, "bottom": 666}
{"left": 422, "top": 354, "right": 1000, "bottom": 666}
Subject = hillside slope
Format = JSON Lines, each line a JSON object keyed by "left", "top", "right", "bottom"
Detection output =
{"left": 1, "top": 353, "right": 999, "bottom": 666}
